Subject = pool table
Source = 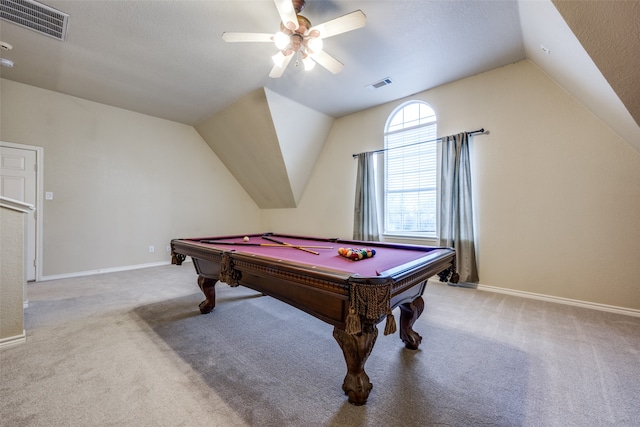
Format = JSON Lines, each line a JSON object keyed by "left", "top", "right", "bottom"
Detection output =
{"left": 171, "top": 232, "right": 458, "bottom": 405}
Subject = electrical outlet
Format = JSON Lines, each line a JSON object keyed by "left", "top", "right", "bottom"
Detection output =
{"left": 149, "top": 245, "right": 155, "bottom": 253}
{"left": 166, "top": 246, "right": 171, "bottom": 252}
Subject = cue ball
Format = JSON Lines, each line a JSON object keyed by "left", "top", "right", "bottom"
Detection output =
{"left": 243, "top": 236, "right": 249, "bottom": 242}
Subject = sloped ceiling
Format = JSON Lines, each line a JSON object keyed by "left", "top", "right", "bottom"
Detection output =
{"left": 518, "top": 0, "right": 640, "bottom": 153}
{"left": 552, "top": 0, "right": 640, "bottom": 128}
{"left": 195, "top": 87, "right": 332, "bottom": 208}
{"left": 0, "top": 1, "right": 526, "bottom": 125}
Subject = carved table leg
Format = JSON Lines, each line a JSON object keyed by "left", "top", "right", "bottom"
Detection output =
{"left": 437, "top": 265, "right": 459, "bottom": 284}
{"left": 399, "top": 296, "right": 425, "bottom": 350}
{"left": 197, "top": 276, "right": 217, "bottom": 314}
{"left": 333, "top": 325, "right": 378, "bottom": 405}
{"left": 171, "top": 253, "right": 186, "bottom": 265}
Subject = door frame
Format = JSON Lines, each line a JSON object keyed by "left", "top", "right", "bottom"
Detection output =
{"left": 1, "top": 141, "right": 44, "bottom": 282}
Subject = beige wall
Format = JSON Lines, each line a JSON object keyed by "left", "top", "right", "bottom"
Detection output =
{"left": 262, "top": 60, "right": 640, "bottom": 310}
{"left": 2, "top": 59, "right": 639, "bottom": 311}
{"left": 0, "top": 80, "right": 261, "bottom": 277}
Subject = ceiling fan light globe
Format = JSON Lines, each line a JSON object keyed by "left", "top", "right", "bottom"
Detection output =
{"left": 272, "top": 51, "right": 286, "bottom": 67}
{"left": 274, "top": 32, "right": 290, "bottom": 49}
{"left": 307, "top": 37, "right": 323, "bottom": 53}
{"left": 302, "top": 56, "right": 316, "bottom": 71}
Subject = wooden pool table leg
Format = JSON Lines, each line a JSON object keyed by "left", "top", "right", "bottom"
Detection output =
{"left": 197, "top": 276, "right": 217, "bottom": 314}
{"left": 399, "top": 296, "right": 425, "bottom": 350}
{"left": 333, "top": 324, "right": 378, "bottom": 405}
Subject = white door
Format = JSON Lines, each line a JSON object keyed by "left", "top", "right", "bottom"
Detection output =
{"left": 1, "top": 146, "right": 37, "bottom": 281}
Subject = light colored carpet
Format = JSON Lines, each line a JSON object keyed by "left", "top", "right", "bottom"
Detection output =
{"left": 1, "top": 264, "right": 638, "bottom": 426}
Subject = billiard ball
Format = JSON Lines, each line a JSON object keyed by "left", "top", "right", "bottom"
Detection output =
{"left": 243, "top": 236, "right": 249, "bottom": 242}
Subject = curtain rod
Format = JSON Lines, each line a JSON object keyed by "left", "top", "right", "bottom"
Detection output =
{"left": 352, "top": 128, "right": 485, "bottom": 158}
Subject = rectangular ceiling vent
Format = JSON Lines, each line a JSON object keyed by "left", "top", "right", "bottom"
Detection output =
{"left": 0, "top": 0, "right": 69, "bottom": 41}
{"left": 366, "top": 77, "right": 393, "bottom": 91}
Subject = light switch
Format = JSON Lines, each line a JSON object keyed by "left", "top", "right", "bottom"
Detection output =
{"left": 45, "top": 192, "right": 53, "bottom": 200}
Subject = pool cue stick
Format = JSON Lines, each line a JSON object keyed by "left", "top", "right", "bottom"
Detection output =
{"left": 261, "top": 235, "right": 320, "bottom": 255}
{"left": 200, "top": 240, "right": 332, "bottom": 249}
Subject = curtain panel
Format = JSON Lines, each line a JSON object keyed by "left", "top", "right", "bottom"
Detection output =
{"left": 353, "top": 151, "right": 380, "bottom": 241}
{"left": 438, "top": 132, "right": 479, "bottom": 283}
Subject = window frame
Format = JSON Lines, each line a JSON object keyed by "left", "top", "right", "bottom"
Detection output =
{"left": 382, "top": 101, "right": 439, "bottom": 241}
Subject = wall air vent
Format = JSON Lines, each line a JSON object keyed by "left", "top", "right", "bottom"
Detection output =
{"left": 0, "top": 0, "right": 69, "bottom": 41}
{"left": 366, "top": 77, "right": 393, "bottom": 91}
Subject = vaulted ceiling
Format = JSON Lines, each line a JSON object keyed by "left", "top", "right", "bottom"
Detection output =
{"left": 1, "top": 0, "right": 638, "bottom": 208}
{"left": 552, "top": 0, "right": 640, "bottom": 129}
{"left": 0, "top": 0, "right": 528, "bottom": 125}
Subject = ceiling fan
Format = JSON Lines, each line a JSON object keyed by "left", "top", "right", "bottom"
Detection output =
{"left": 222, "top": 0, "right": 366, "bottom": 78}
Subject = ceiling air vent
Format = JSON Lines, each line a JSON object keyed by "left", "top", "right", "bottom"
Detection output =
{"left": 366, "top": 77, "right": 393, "bottom": 91}
{"left": 0, "top": 0, "right": 69, "bottom": 41}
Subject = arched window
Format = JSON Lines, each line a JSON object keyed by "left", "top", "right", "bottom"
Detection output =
{"left": 384, "top": 101, "right": 437, "bottom": 237}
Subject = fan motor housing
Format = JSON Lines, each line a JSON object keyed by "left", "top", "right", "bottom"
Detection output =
{"left": 292, "top": 0, "right": 306, "bottom": 13}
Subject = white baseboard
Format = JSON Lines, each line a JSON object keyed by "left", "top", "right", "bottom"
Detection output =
{"left": 476, "top": 283, "right": 640, "bottom": 318}
{"left": 0, "top": 331, "right": 26, "bottom": 348}
{"left": 39, "top": 263, "right": 638, "bottom": 318}
{"left": 39, "top": 260, "right": 180, "bottom": 282}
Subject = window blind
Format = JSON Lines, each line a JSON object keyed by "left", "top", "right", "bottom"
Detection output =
{"left": 384, "top": 122, "right": 437, "bottom": 234}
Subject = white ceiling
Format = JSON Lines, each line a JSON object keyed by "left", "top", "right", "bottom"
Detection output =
{"left": 0, "top": 0, "right": 526, "bottom": 125}
{"left": 1, "top": 0, "right": 638, "bottom": 154}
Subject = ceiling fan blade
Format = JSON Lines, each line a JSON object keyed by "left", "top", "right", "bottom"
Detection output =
{"left": 269, "top": 53, "right": 294, "bottom": 78}
{"left": 274, "top": 0, "right": 299, "bottom": 31}
{"left": 222, "top": 33, "right": 274, "bottom": 43}
{"left": 308, "top": 10, "right": 366, "bottom": 39}
{"left": 311, "top": 50, "right": 344, "bottom": 74}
